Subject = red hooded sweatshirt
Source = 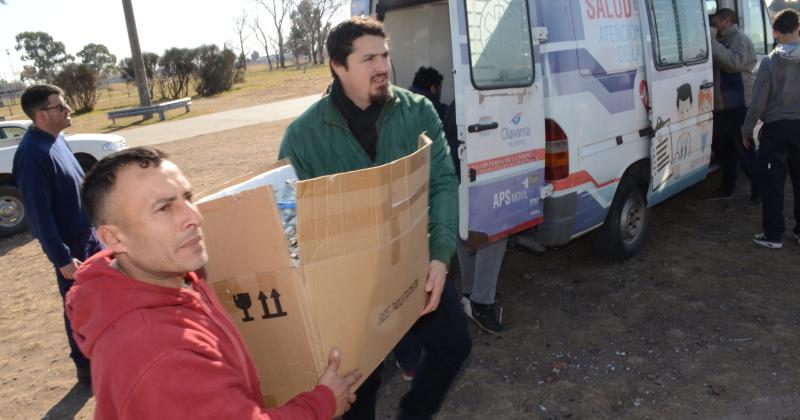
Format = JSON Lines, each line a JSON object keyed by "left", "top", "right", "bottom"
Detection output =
{"left": 66, "top": 249, "right": 336, "bottom": 420}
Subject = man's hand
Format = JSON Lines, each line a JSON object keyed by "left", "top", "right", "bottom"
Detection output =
{"left": 59, "top": 258, "right": 81, "bottom": 280}
{"left": 317, "top": 348, "right": 361, "bottom": 417}
{"left": 743, "top": 136, "right": 755, "bottom": 150}
{"left": 710, "top": 26, "right": 718, "bottom": 39}
{"left": 421, "top": 260, "right": 447, "bottom": 315}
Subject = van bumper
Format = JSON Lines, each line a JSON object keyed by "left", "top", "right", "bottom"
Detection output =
{"left": 533, "top": 192, "right": 577, "bottom": 247}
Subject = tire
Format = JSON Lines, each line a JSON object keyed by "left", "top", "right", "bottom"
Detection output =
{"left": 75, "top": 154, "right": 98, "bottom": 174}
{"left": 591, "top": 174, "right": 649, "bottom": 260}
{"left": 0, "top": 184, "right": 27, "bottom": 237}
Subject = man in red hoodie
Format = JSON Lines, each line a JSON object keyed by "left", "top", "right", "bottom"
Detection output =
{"left": 66, "top": 147, "right": 361, "bottom": 419}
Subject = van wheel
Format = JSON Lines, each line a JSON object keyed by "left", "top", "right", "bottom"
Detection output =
{"left": 591, "top": 175, "right": 649, "bottom": 260}
{"left": 0, "top": 184, "right": 27, "bottom": 237}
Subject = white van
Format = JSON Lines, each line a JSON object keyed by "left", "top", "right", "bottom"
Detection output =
{"left": 351, "top": 0, "right": 773, "bottom": 258}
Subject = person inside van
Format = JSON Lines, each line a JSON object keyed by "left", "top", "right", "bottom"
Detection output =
{"left": 741, "top": 9, "right": 800, "bottom": 249}
{"left": 409, "top": 66, "right": 448, "bottom": 122}
{"left": 707, "top": 8, "right": 760, "bottom": 205}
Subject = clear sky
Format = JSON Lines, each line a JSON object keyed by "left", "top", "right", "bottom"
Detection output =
{"left": 0, "top": 0, "right": 348, "bottom": 82}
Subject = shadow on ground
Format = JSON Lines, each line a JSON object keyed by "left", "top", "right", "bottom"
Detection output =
{"left": 0, "top": 231, "right": 34, "bottom": 258}
{"left": 41, "top": 384, "right": 92, "bottom": 420}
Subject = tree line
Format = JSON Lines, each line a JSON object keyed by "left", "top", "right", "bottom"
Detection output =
{"left": 11, "top": 0, "right": 342, "bottom": 113}
{"left": 14, "top": 31, "right": 243, "bottom": 113}
{"left": 236, "top": 0, "right": 342, "bottom": 71}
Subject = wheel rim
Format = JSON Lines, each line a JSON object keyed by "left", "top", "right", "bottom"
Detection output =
{"left": 619, "top": 191, "right": 645, "bottom": 246}
{"left": 0, "top": 195, "right": 24, "bottom": 228}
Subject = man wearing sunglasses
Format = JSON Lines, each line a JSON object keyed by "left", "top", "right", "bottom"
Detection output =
{"left": 12, "top": 84, "right": 102, "bottom": 387}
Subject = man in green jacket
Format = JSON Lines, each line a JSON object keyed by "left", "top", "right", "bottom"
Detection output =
{"left": 279, "top": 16, "right": 471, "bottom": 420}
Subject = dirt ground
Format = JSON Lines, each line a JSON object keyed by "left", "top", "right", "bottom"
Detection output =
{"left": 1, "top": 117, "right": 800, "bottom": 419}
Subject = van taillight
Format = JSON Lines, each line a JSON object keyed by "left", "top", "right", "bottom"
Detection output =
{"left": 545, "top": 118, "right": 569, "bottom": 181}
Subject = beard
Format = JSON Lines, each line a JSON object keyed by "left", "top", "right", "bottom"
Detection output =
{"left": 369, "top": 85, "right": 390, "bottom": 106}
{"left": 369, "top": 73, "right": 390, "bottom": 106}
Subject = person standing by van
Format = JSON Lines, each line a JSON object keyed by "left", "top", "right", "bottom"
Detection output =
{"left": 279, "top": 16, "right": 471, "bottom": 420}
{"left": 708, "top": 8, "right": 760, "bottom": 205}
{"left": 741, "top": 9, "right": 800, "bottom": 249}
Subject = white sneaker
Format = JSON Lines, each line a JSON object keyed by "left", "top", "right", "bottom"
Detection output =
{"left": 753, "top": 233, "right": 783, "bottom": 249}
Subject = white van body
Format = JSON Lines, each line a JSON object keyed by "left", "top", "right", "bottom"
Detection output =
{"left": 354, "top": 0, "right": 772, "bottom": 258}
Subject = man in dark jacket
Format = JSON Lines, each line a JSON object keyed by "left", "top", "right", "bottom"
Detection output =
{"left": 279, "top": 16, "right": 471, "bottom": 420}
{"left": 708, "top": 8, "right": 760, "bottom": 204}
{"left": 409, "top": 66, "right": 447, "bottom": 122}
{"left": 12, "top": 84, "right": 102, "bottom": 386}
{"left": 742, "top": 9, "right": 800, "bottom": 248}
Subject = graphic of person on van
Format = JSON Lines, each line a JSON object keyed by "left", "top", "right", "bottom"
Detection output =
{"left": 697, "top": 81, "right": 713, "bottom": 153}
{"left": 676, "top": 83, "right": 693, "bottom": 121}
{"left": 698, "top": 81, "right": 713, "bottom": 114}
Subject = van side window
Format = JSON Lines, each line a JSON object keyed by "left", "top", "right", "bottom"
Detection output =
{"left": 464, "top": 0, "right": 534, "bottom": 89}
{"left": 743, "top": 0, "right": 769, "bottom": 54}
{"left": 648, "top": 0, "right": 710, "bottom": 68}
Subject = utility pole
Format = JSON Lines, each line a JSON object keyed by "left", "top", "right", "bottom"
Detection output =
{"left": 121, "top": 0, "right": 152, "bottom": 116}
{"left": 5, "top": 49, "right": 15, "bottom": 81}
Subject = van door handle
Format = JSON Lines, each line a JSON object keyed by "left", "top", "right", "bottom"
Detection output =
{"left": 700, "top": 81, "right": 714, "bottom": 89}
{"left": 468, "top": 122, "right": 499, "bottom": 133}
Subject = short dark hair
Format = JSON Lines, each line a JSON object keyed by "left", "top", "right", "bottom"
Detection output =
{"left": 326, "top": 15, "right": 386, "bottom": 77}
{"left": 411, "top": 67, "right": 444, "bottom": 91}
{"left": 773, "top": 9, "right": 799, "bottom": 35}
{"left": 21, "top": 84, "right": 63, "bottom": 120}
{"left": 82, "top": 147, "right": 167, "bottom": 224}
{"left": 713, "top": 8, "right": 738, "bottom": 25}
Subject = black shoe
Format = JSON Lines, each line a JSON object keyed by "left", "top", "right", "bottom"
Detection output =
{"left": 705, "top": 189, "right": 735, "bottom": 201}
{"left": 76, "top": 366, "right": 91, "bottom": 388}
{"left": 462, "top": 297, "right": 503, "bottom": 333}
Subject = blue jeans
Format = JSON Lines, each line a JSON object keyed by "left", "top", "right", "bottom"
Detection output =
{"left": 456, "top": 238, "right": 507, "bottom": 305}
{"left": 344, "top": 279, "right": 472, "bottom": 420}
{"left": 56, "top": 230, "right": 103, "bottom": 370}
{"left": 393, "top": 333, "right": 422, "bottom": 372}
{"left": 757, "top": 120, "right": 800, "bottom": 241}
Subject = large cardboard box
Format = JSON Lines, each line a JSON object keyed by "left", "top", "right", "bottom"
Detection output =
{"left": 197, "top": 135, "right": 432, "bottom": 406}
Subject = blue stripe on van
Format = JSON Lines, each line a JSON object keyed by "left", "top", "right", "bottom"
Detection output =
{"left": 544, "top": 49, "right": 637, "bottom": 114}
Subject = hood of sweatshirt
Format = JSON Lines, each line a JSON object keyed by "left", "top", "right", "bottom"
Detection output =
{"left": 65, "top": 248, "right": 201, "bottom": 358}
{"left": 774, "top": 42, "right": 800, "bottom": 61}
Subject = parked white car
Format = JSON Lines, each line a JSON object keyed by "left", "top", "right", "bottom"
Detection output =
{"left": 0, "top": 119, "right": 128, "bottom": 237}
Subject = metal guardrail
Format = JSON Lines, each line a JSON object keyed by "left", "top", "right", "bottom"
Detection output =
{"left": 107, "top": 97, "right": 192, "bottom": 125}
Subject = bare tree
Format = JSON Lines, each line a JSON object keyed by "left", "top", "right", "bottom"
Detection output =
{"left": 233, "top": 9, "right": 250, "bottom": 70}
{"left": 312, "top": 0, "right": 343, "bottom": 64}
{"left": 255, "top": 0, "right": 294, "bottom": 68}
{"left": 250, "top": 16, "right": 274, "bottom": 71}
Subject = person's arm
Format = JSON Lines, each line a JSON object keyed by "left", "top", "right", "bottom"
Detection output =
{"left": 16, "top": 157, "right": 73, "bottom": 268}
{"left": 419, "top": 100, "right": 458, "bottom": 315}
{"left": 741, "top": 57, "right": 773, "bottom": 142}
{"left": 278, "top": 125, "right": 314, "bottom": 180}
{"left": 120, "top": 349, "right": 337, "bottom": 420}
{"left": 712, "top": 35, "right": 756, "bottom": 73}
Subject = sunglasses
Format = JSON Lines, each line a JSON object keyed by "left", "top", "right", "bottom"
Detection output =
{"left": 40, "top": 103, "right": 69, "bottom": 113}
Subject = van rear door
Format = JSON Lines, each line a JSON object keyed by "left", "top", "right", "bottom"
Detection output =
{"left": 449, "top": 0, "right": 546, "bottom": 247}
{"left": 638, "top": 0, "right": 715, "bottom": 205}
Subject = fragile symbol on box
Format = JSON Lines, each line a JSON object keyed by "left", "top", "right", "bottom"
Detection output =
{"left": 233, "top": 289, "right": 288, "bottom": 322}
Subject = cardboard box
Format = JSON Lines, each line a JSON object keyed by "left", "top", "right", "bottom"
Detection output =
{"left": 197, "top": 135, "right": 432, "bottom": 406}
